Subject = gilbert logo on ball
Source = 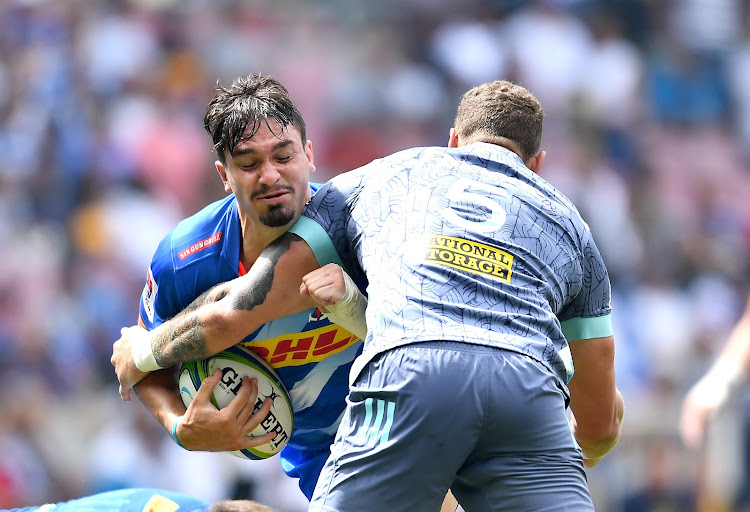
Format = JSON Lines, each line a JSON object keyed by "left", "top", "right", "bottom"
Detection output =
{"left": 179, "top": 344, "right": 294, "bottom": 459}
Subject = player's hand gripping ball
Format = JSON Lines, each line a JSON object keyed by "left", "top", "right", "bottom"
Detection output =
{"left": 179, "top": 345, "right": 294, "bottom": 459}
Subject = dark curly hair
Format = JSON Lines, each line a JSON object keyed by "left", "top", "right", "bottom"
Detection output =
{"left": 204, "top": 74, "right": 307, "bottom": 164}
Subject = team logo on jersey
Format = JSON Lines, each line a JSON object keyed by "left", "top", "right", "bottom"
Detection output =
{"left": 425, "top": 235, "right": 513, "bottom": 282}
{"left": 243, "top": 325, "right": 360, "bottom": 368}
{"left": 178, "top": 232, "right": 223, "bottom": 260}
{"left": 308, "top": 307, "right": 329, "bottom": 323}
{"left": 142, "top": 267, "right": 158, "bottom": 323}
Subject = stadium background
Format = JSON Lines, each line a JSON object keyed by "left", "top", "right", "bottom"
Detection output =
{"left": 1, "top": 0, "right": 749, "bottom": 510}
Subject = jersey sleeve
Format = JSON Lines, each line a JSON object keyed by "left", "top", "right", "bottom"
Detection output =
{"left": 288, "top": 216, "right": 343, "bottom": 267}
{"left": 301, "top": 168, "right": 369, "bottom": 281}
{"left": 557, "top": 228, "right": 613, "bottom": 341}
{"left": 139, "top": 234, "right": 183, "bottom": 330}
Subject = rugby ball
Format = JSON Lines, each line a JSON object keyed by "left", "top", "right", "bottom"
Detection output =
{"left": 179, "top": 344, "right": 293, "bottom": 460}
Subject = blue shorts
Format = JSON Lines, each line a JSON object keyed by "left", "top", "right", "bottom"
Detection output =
{"left": 310, "top": 342, "right": 594, "bottom": 512}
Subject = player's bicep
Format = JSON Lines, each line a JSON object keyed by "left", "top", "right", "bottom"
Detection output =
{"left": 218, "top": 233, "right": 320, "bottom": 331}
{"left": 253, "top": 232, "right": 321, "bottom": 312}
{"left": 567, "top": 335, "right": 617, "bottom": 432}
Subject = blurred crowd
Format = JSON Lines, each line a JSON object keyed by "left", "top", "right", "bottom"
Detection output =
{"left": 1, "top": 0, "right": 750, "bottom": 510}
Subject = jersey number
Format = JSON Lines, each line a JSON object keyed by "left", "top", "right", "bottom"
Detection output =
{"left": 442, "top": 178, "right": 509, "bottom": 232}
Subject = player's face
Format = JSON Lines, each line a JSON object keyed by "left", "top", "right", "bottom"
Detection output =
{"left": 218, "top": 119, "right": 315, "bottom": 228}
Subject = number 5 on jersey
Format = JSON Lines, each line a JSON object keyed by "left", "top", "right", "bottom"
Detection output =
{"left": 442, "top": 178, "right": 510, "bottom": 232}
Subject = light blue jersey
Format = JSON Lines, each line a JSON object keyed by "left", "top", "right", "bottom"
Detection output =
{"left": 302, "top": 143, "right": 612, "bottom": 390}
{"left": 140, "top": 187, "right": 362, "bottom": 499}
{"left": 6, "top": 488, "right": 209, "bottom": 511}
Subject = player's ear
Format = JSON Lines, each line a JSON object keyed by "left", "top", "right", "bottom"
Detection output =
{"left": 305, "top": 140, "right": 316, "bottom": 173}
{"left": 448, "top": 128, "right": 460, "bottom": 148}
{"left": 216, "top": 160, "right": 232, "bottom": 193}
{"left": 527, "top": 150, "right": 546, "bottom": 174}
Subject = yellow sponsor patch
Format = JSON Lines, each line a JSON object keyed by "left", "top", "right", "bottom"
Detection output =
{"left": 425, "top": 235, "right": 513, "bottom": 282}
{"left": 243, "top": 325, "right": 360, "bottom": 368}
{"left": 140, "top": 495, "right": 180, "bottom": 512}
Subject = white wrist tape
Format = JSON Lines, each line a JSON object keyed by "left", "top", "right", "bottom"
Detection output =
{"left": 132, "top": 333, "right": 163, "bottom": 372}
{"left": 323, "top": 271, "right": 368, "bottom": 340}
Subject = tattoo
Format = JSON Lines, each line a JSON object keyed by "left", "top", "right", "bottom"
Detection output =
{"left": 230, "top": 233, "right": 297, "bottom": 311}
{"left": 152, "top": 315, "right": 207, "bottom": 367}
{"left": 150, "top": 232, "right": 301, "bottom": 368}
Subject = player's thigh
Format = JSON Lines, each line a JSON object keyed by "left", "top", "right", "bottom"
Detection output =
{"left": 453, "top": 446, "right": 593, "bottom": 512}
{"left": 310, "top": 342, "right": 485, "bottom": 512}
{"left": 454, "top": 351, "right": 593, "bottom": 511}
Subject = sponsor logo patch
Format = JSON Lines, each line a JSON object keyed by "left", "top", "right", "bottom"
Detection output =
{"left": 178, "top": 232, "right": 223, "bottom": 260}
{"left": 142, "top": 267, "right": 158, "bottom": 323}
{"left": 243, "top": 325, "right": 360, "bottom": 368}
{"left": 425, "top": 235, "right": 513, "bottom": 282}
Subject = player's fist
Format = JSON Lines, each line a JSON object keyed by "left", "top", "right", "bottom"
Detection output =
{"left": 300, "top": 263, "right": 348, "bottom": 307}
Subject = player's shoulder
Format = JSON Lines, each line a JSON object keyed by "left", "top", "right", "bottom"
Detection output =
{"left": 376, "top": 145, "right": 441, "bottom": 166}
{"left": 171, "top": 194, "right": 237, "bottom": 239}
{"left": 522, "top": 176, "right": 592, "bottom": 247}
{"left": 323, "top": 146, "right": 440, "bottom": 191}
{"left": 150, "top": 195, "right": 238, "bottom": 272}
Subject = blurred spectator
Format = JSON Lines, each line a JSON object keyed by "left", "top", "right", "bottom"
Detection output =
{"left": 503, "top": 1, "right": 594, "bottom": 114}
{"left": 645, "top": 39, "right": 731, "bottom": 126}
{"left": 429, "top": 19, "right": 508, "bottom": 90}
{"left": 1, "top": 1, "right": 750, "bottom": 510}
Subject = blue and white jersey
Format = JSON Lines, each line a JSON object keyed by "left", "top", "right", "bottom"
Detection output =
{"left": 140, "top": 187, "right": 362, "bottom": 498}
{"left": 9, "top": 488, "right": 209, "bottom": 511}
{"left": 302, "top": 143, "right": 612, "bottom": 389}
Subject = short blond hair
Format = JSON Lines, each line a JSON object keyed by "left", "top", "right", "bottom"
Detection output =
{"left": 209, "top": 499, "right": 278, "bottom": 512}
{"left": 453, "top": 80, "right": 544, "bottom": 162}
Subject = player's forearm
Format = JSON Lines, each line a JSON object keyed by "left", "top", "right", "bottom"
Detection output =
{"left": 574, "top": 389, "right": 624, "bottom": 467}
{"left": 150, "top": 300, "right": 252, "bottom": 368}
{"left": 133, "top": 367, "right": 184, "bottom": 430}
{"left": 706, "top": 302, "right": 750, "bottom": 387}
{"left": 566, "top": 336, "right": 623, "bottom": 466}
{"left": 730, "top": 296, "right": 750, "bottom": 367}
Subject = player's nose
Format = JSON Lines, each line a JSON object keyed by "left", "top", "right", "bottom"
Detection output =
{"left": 257, "top": 161, "right": 281, "bottom": 185}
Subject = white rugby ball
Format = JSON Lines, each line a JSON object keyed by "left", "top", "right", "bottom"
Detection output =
{"left": 179, "top": 344, "right": 293, "bottom": 460}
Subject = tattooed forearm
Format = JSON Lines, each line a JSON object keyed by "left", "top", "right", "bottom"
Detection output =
{"left": 148, "top": 285, "right": 231, "bottom": 367}
{"left": 152, "top": 313, "right": 209, "bottom": 368}
{"left": 148, "top": 232, "right": 301, "bottom": 367}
